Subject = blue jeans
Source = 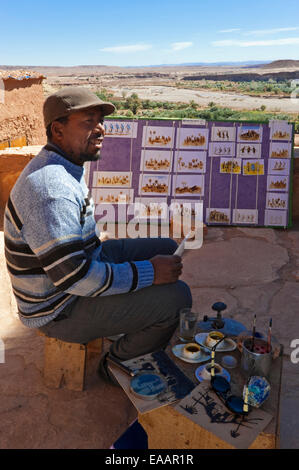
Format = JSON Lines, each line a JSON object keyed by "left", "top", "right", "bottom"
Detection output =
{"left": 39, "top": 237, "right": 192, "bottom": 361}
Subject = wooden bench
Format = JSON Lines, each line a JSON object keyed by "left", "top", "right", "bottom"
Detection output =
{"left": 37, "top": 331, "right": 103, "bottom": 392}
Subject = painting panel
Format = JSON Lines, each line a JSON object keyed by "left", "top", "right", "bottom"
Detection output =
{"left": 237, "top": 124, "right": 263, "bottom": 143}
{"left": 269, "top": 142, "right": 292, "bottom": 159}
{"left": 236, "top": 143, "right": 261, "bottom": 159}
{"left": 220, "top": 158, "right": 241, "bottom": 174}
{"left": 92, "top": 171, "right": 132, "bottom": 188}
{"left": 267, "top": 175, "right": 289, "bottom": 192}
{"left": 211, "top": 126, "right": 236, "bottom": 142}
{"left": 268, "top": 158, "right": 290, "bottom": 176}
{"left": 233, "top": 209, "right": 258, "bottom": 224}
{"left": 242, "top": 159, "right": 265, "bottom": 176}
{"left": 139, "top": 173, "right": 171, "bottom": 196}
{"left": 264, "top": 209, "right": 288, "bottom": 227}
{"left": 173, "top": 174, "right": 204, "bottom": 197}
{"left": 176, "top": 127, "right": 209, "bottom": 150}
{"left": 174, "top": 151, "right": 206, "bottom": 173}
{"left": 266, "top": 192, "right": 288, "bottom": 210}
{"left": 140, "top": 149, "right": 173, "bottom": 172}
{"left": 208, "top": 142, "right": 235, "bottom": 157}
{"left": 142, "top": 126, "right": 174, "bottom": 148}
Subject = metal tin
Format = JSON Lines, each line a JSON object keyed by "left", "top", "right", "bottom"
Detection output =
{"left": 241, "top": 338, "right": 272, "bottom": 377}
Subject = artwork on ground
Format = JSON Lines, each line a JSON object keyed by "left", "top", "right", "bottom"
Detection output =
{"left": 108, "top": 350, "right": 195, "bottom": 415}
{"left": 175, "top": 382, "right": 273, "bottom": 449}
{"left": 87, "top": 119, "right": 294, "bottom": 228}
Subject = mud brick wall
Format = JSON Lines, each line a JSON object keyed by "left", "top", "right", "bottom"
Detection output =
{"left": 0, "top": 146, "right": 42, "bottom": 209}
{"left": 0, "top": 78, "right": 46, "bottom": 146}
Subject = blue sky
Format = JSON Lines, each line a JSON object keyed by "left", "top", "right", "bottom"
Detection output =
{"left": 1, "top": 0, "right": 299, "bottom": 66}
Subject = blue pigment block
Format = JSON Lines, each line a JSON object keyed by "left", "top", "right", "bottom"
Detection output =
{"left": 111, "top": 420, "right": 148, "bottom": 449}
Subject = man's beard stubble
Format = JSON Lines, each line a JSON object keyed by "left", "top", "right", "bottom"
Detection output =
{"left": 77, "top": 149, "right": 102, "bottom": 165}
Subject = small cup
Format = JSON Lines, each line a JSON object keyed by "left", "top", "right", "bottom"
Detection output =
{"left": 205, "top": 331, "right": 225, "bottom": 348}
{"left": 183, "top": 343, "right": 201, "bottom": 360}
{"left": 201, "top": 362, "right": 223, "bottom": 380}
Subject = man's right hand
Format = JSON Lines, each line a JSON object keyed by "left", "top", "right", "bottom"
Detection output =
{"left": 149, "top": 255, "right": 183, "bottom": 285}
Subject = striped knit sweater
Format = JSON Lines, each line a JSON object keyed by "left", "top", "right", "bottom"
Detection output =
{"left": 3, "top": 144, "right": 154, "bottom": 328}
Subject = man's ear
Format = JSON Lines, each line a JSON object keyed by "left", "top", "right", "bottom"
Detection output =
{"left": 51, "top": 121, "right": 65, "bottom": 141}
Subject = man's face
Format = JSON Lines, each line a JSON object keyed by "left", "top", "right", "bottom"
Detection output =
{"left": 54, "top": 108, "right": 106, "bottom": 165}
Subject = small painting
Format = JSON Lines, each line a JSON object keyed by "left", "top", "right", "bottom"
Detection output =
{"left": 233, "top": 209, "right": 258, "bottom": 224}
{"left": 266, "top": 192, "right": 288, "bottom": 210}
{"left": 142, "top": 126, "right": 174, "bottom": 148}
{"left": 170, "top": 199, "right": 203, "bottom": 217}
{"left": 92, "top": 188, "right": 134, "bottom": 204}
{"left": 267, "top": 158, "right": 290, "bottom": 176}
{"left": 140, "top": 149, "right": 173, "bottom": 172}
{"left": 208, "top": 142, "right": 236, "bottom": 157}
{"left": 237, "top": 124, "right": 262, "bottom": 143}
{"left": 236, "top": 143, "right": 261, "bottom": 159}
{"left": 103, "top": 121, "right": 138, "bottom": 138}
{"left": 243, "top": 159, "right": 264, "bottom": 176}
{"left": 176, "top": 127, "right": 209, "bottom": 150}
{"left": 267, "top": 175, "right": 289, "bottom": 192}
{"left": 211, "top": 126, "right": 236, "bottom": 142}
{"left": 173, "top": 174, "right": 204, "bottom": 197}
{"left": 220, "top": 158, "right": 241, "bottom": 174}
{"left": 264, "top": 209, "right": 288, "bottom": 227}
{"left": 269, "top": 120, "right": 292, "bottom": 141}
{"left": 92, "top": 171, "right": 132, "bottom": 188}
{"left": 269, "top": 142, "right": 292, "bottom": 159}
{"left": 206, "top": 208, "right": 230, "bottom": 224}
{"left": 174, "top": 151, "right": 206, "bottom": 173}
{"left": 175, "top": 382, "right": 273, "bottom": 449}
{"left": 139, "top": 173, "right": 170, "bottom": 195}
{"left": 134, "top": 197, "right": 168, "bottom": 219}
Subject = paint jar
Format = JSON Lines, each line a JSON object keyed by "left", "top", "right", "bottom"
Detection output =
{"left": 241, "top": 338, "right": 272, "bottom": 378}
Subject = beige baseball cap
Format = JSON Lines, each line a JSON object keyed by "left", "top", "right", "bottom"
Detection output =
{"left": 43, "top": 86, "right": 116, "bottom": 128}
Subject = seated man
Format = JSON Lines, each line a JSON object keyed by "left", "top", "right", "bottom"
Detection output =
{"left": 3, "top": 87, "right": 192, "bottom": 384}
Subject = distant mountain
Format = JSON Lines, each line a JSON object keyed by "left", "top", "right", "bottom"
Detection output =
{"left": 261, "top": 60, "right": 299, "bottom": 69}
{"left": 127, "top": 61, "right": 270, "bottom": 68}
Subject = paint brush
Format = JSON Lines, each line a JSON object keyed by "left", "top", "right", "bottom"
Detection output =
{"left": 267, "top": 318, "right": 272, "bottom": 353}
{"left": 251, "top": 314, "right": 256, "bottom": 352}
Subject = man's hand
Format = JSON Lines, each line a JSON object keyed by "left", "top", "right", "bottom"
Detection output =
{"left": 149, "top": 255, "right": 183, "bottom": 285}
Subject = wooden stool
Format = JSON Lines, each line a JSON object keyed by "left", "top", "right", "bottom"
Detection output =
{"left": 37, "top": 331, "right": 103, "bottom": 392}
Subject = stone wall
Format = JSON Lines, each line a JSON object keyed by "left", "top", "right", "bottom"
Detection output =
{"left": 0, "top": 146, "right": 42, "bottom": 213}
{"left": 0, "top": 78, "right": 46, "bottom": 146}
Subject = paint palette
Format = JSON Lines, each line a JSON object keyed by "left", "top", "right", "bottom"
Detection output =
{"left": 129, "top": 372, "right": 167, "bottom": 400}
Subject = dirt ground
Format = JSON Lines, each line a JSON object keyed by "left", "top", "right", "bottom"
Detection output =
{"left": 1, "top": 224, "right": 299, "bottom": 449}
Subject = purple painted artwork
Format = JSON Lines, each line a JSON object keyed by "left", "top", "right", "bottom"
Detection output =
{"left": 87, "top": 119, "right": 294, "bottom": 228}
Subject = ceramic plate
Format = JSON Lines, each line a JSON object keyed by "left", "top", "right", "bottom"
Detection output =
{"left": 172, "top": 344, "right": 211, "bottom": 364}
{"left": 195, "top": 333, "right": 237, "bottom": 352}
{"left": 195, "top": 364, "right": 230, "bottom": 383}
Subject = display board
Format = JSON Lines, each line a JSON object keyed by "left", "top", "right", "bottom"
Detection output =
{"left": 86, "top": 119, "right": 294, "bottom": 228}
